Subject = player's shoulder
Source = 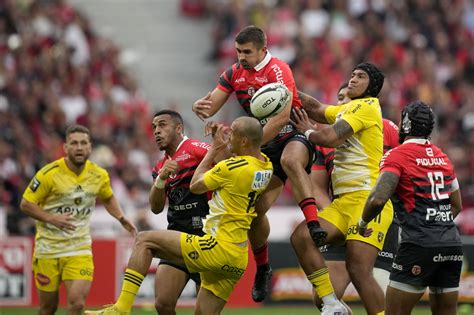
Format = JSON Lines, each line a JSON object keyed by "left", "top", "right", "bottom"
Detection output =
{"left": 84, "top": 160, "right": 109, "bottom": 177}
{"left": 220, "top": 156, "right": 250, "bottom": 171}
{"left": 38, "top": 158, "right": 63, "bottom": 177}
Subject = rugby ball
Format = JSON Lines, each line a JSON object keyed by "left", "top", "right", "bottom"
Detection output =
{"left": 250, "top": 83, "right": 291, "bottom": 119}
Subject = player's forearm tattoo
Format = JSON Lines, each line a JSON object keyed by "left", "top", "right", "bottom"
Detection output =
{"left": 372, "top": 172, "right": 399, "bottom": 203}
{"left": 298, "top": 91, "right": 319, "bottom": 110}
{"left": 333, "top": 120, "right": 354, "bottom": 141}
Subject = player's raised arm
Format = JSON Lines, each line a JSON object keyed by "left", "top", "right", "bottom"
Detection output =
{"left": 297, "top": 90, "right": 331, "bottom": 124}
{"left": 192, "top": 88, "right": 230, "bottom": 120}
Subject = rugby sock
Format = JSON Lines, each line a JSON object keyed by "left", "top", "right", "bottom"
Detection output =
{"left": 376, "top": 312, "right": 385, "bottom": 315}
{"left": 253, "top": 242, "right": 269, "bottom": 266}
{"left": 115, "top": 268, "right": 145, "bottom": 312}
{"left": 307, "top": 267, "right": 336, "bottom": 302}
{"left": 299, "top": 197, "right": 318, "bottom": 223}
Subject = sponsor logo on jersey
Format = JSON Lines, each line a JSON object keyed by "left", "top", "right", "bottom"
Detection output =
{"left": 251, "top": 170, "right": 272, "bottom": 190}
{"left": 411, "top": 265, "right": 422, "bottom": 276}
{"left": 30, "top": 177, "right": 41, "bottom": 192}
{"left": 415, "top": 157, "right": 447, "bottom": 166}
{"left": 75, "top": 185, "right": 83, "bottom": 192}
{"left": 175, "top": 151, "right": 191, "bottom": 162}
{"left": 270, "top": 64, "right": 284, "bottom": 84}
{"left": 255, "top": 76, "right": 268, "bottom": 84}
{"left": 425, "top": 208, "right": 453, "bottom": 222}
{"left": 172, "top": 202, "right": 198, "bottom": 211}
{"left": 235, "top": 77, "right": 246, "bottom": 83}
{"left": 221, "top": 264, "right": 245, "bottom": 276}
{"left": 191, "top": 142, "right": 211, "bottom": 150}
{"left": 74, "top": 197, "right": 82, "bottom": 205}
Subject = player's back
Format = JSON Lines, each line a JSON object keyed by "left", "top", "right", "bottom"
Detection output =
{"left": 203, "top": 155, "right": 273, "bottom": 244}
{"left": 381, "top": 139, "right": 460, "bottom": 247}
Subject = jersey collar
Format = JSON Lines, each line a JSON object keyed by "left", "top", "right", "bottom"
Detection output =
{"left": 403, "top": 138, "right": 430, "bottom": 145}
{"left": 166, "top": 135, "right": 189, "bottom": 158}
{"left": 254, "top": 51, "right": 272, "bottom": 72}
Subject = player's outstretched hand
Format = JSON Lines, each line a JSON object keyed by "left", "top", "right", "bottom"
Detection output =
{"left": 291, "top": 108, "right": 315, "bottom": 135}
{"left": 193, "top": 92, "right": 212, "bottom": 121}
{"left": 204, "top": 121, "right": 223, "bottom": 137}
{"left": 119, "top": 216, "right": 138, "bottom": 236}
{"left": 211, "top": 124, "right": 230, "bottom": 152}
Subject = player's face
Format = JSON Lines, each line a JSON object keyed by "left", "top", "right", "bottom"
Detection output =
{"left": 235, "top": 42, "right": 267, "bottom": 69}
{"left": 64, "top": 132, "right": 91, "bottom": 166}
{"left": 337, "top": 87, "right": 350, "bottom": 105}
{"left": 152, "top": 114, "right": 182, "bottom": 151}
{"left": 347, "top": 69, "right": 370, "bottom": 99}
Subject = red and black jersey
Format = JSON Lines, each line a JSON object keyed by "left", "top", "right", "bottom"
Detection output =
{"left": 217, "top": 52, "right": 301, "bottom": 143}
{"left": 152, "top": 138, "right": 211, "bottom": 235}
{"left": 383, "top": 118, "right": 399, "bottom": 153}
{"left": 312, "top": 146, "right": 335, "bottom": 175}
{"left": 381, "top": 139, "right": 460, "bottom": 247}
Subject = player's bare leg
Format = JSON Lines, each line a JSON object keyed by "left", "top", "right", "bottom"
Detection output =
{"left": 64, "top": 279, "right": 91, "bottom": 315}
{"left": 154, "top": 265, "right": 189, "bottom": 315}
{"left": 385, "top": 286, "right": 423, "bottom": 315}
{"left": 195, "top": 287, "right": 226, "bottom": 315}
{"left": 280, "top": 141, "right": 327, "bottom": 246}
{"left": 38, "top": 290, "right": 59, "bottom": 315}
{"left": 429, "top": 291, "right": 459, "bottom": 315}
{"left": 346, "top": 240, "right": 383, "bottom": 314}
{"left": 248, "top": 177, "right": 283, "bottom": 302}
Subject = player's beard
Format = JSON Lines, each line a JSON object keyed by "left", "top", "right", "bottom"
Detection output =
{"left": 68, "top": 152, "right": 90, "bottom": 168}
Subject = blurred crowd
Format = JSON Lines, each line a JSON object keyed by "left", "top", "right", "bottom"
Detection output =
{"left": 1, "top": 0, "right": 473, "bottom": 236}
{"left": 0, "top": 0, "right": 157, "bottom": 236}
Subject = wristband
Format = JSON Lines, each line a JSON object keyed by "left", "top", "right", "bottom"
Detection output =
{"left": 358, "top": 218, "right": 369, "bottom": 228}
{"left": 304, "top": 129, "right": 315, "bottom": 140}
{"left": 154, "top": 176, "right": 165, "bottom": 189}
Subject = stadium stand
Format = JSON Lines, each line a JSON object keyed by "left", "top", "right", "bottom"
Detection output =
{"left": 1, "top": 0, "right": 473, "bottom": 236}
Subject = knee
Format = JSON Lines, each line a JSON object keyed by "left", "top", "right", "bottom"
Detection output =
{"left": 280, "top": 154, "right": 303, "bottom": 174}
{"left": 346, "top": 260, "right": 370, "bottom": 283}
{"left": 290, "top": 223, "right": 309, "bottom": 248}
{"left": 136, "top": 231, "right": 153, "bottom": 247}
{"left": 68, "top": 299, "right": 86, "bottom": 312}
{"left": 155, "top": 297, "right": 177, "bottom": 314}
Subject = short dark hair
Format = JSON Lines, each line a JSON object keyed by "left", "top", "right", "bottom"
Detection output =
{"left": 66, "top": 124, "right": 90, "bottom": 140}
{"left": 235, "top": 25, "right": 266, "bottom": 49}
{"left": 153, "top": 110, "right": 183, "bottom": 125}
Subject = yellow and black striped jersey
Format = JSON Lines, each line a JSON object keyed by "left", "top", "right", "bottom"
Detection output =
{"left": 203, "top": 154, "right": 273, "bottom": 243}
{"left": 23, "top": 158, "right": 113, "bottom": 258}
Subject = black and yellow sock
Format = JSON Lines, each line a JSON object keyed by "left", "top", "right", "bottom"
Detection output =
{"left": 307, "top": 267, "right": 335, "bottom": 300}
{"left": 115, "top": 268, "right": 145, "bottom": 312}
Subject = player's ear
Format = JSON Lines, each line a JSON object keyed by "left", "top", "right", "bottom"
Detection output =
{"left": 176, "top": 123, "right": 184, "bottom": 135}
